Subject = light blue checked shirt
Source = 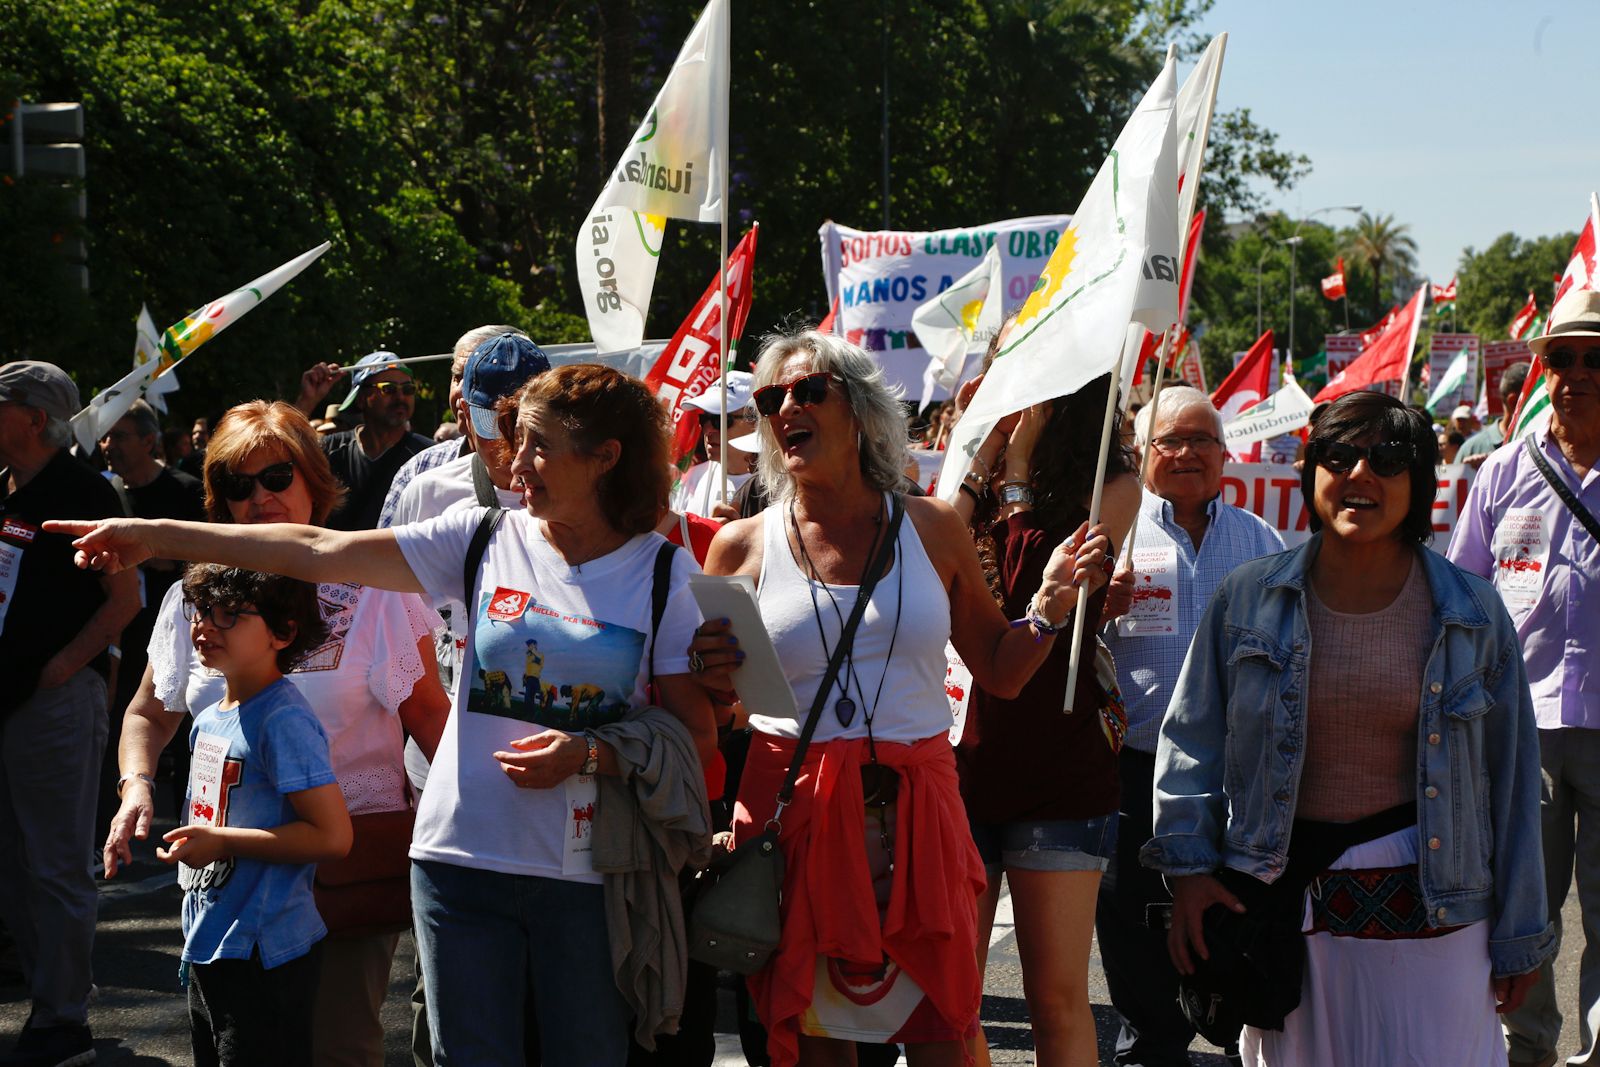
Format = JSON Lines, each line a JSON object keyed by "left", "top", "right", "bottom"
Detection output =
{"left": 1103, "top": 488, "right": 1285, "bottom": 753}
{"left": 378, "top": 438, "right": 470, "bottom": 529}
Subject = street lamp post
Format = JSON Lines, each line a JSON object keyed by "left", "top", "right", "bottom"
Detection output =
{"left": 1287, "top": 204, "right": 1362, "bottom": 362}
{"left": 1254, "top": 241, "right": 1281, "bottom": 339}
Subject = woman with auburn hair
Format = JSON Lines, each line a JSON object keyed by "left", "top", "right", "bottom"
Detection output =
{"left": 63, "top": 367, "right": 716, "bottom": 1066}
{"left": 102, "top": 400, "right": 450, "bottom": 1067}
{"left": 687, "top": 330, "right": 1115, "bottom": 1067}
{"left": 1144, "top": 390, "right": 1551, "bottom": 1066}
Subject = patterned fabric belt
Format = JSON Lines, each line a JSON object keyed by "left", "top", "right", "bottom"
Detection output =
{"left": 1307, "top": 864, "right": 1466, "bottom": 940}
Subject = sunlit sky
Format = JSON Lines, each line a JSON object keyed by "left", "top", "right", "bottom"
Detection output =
{"left": 1192, "top": 0, "right": 1599, "bottom": 282}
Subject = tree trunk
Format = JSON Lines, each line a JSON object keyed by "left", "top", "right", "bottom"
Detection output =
{"left": 594, "top": 0, "right": 637, "bottom": 189}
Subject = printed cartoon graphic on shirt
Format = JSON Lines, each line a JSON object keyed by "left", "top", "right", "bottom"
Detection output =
{"left": 466, "top": 586, "right": 645, "bottom": 730}
{"left": 179, "top": 731, "right": 245, "bottom": 892}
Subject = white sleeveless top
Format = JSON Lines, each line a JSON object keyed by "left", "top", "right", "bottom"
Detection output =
{"left": 748, "top": 495, "right": 953, "bottom": 743}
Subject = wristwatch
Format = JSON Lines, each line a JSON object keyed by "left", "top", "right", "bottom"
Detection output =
{"left": 580, "top": 731, "right": 600, "bottom": 776}
{"left": 116, "top": 772, "right": 156, "bottom": 798}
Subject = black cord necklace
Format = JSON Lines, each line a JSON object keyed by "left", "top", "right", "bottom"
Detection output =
{"left": 789, "top": 498, "right": 904, "bottom": 740}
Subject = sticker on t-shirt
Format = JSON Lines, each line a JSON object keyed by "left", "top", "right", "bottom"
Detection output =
{"left": 562, "top": 774, "right": 598, "bottom": 876}
{"left": 1116, "top": 546, "right": 1179, "bottom": 637}
{"left": 179, "top": 730, "right": 244, "bottom": 892}
{"left": 467, "top": 590, "right": 645, "bottom": 730}
{"left": 0, "top": 538, "right": 21, "bottom": 634}
{"left": 487, "top": 587, "right": 532, "bottom": 622}
{"left": 1491, "top": 507, "right": 1550, "bottom": 614}
{"left": 944, "top": 643, "right": 973, "bottom": 746}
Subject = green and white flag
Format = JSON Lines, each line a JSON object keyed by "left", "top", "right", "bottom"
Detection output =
{"left": 936, "top": 54, "right": 1180, "bottom": 501}
{"left": 1509, "top": 373, "right": 1551, "bottom": 442}
{"left": 576, "top": 0, "right": 729, "bottom": 355}
{"left": 133, "top": 305, "right": 180, "bottom": 414}
{"left": 911, "top": 244, "right": 1004, "bottom": 390}
{"left": 1425, "top": 347, "right": 1471, "bottom": 413}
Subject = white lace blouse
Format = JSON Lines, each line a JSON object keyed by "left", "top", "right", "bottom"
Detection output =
{"left": 149, "top": 580, "right": 443, "bottom": 815}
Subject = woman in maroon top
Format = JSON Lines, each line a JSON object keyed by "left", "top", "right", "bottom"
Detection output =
{"left": 951, "top": 371, "right": 1141, "bottom": 1067}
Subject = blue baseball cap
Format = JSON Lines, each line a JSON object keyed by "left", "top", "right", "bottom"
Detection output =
{"left": 337, "top": 351, "right": 408, "bottom": 412}
{"left": 463, "top": 334, "right": 551, "bottom": 439}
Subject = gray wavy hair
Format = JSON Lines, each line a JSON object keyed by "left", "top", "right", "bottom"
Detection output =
{"left": 750, "top": 330, "right": 910, "bottom": 504}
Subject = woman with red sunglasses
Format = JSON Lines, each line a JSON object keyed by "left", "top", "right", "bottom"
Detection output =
{"left": 102, "top": 400, "right": 450, "bottom": 1067}
{"left": 689, "top": 330, "right": 1113, "bottom": 1067}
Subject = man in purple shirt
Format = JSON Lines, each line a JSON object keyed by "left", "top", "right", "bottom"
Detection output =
{"left": 1448, "top": 288, "right": 1600, "bottom": 1067}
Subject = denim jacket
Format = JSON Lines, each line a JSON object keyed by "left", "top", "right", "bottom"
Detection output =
{"left": 1139, "top": 536, "right": 1555, "bottom": 978}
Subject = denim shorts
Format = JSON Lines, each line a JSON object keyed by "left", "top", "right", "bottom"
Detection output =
{"left": 970, "top": 814, "right": 1118, "bottom": 874}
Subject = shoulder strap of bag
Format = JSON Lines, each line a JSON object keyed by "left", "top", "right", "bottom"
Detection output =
{"left": 648, "top": 540, "right": 678, "bottom": 691}
{"left": 773, "top": 493, "right": 905, "bottom": 814}
{"left": 462, "top": 506, "right": 506, "bottom": 612}
{"left": 1524, "top": 435, "right": 1600, "bottom": 542}
{"left": 470, "top": 453, "right": 498, "bottom": 508}
{"left": 109, "top": 473, "right": 135, "bottom": 518}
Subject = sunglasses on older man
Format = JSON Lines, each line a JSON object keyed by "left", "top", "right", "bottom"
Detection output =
{"left": 752, "top": 372, "right": 842, "bottom": 418}
{"left": 1311, "top": 440, "right": 1415, "bottom": 478}
{"left": 1543, "top": 348, "right": 1600, "bottom": 372}
{"left": 366, "top": 380, "right": 417, "bottom": 397}
{"left": 218, "top": 461, "right": 296, "bottom": 501}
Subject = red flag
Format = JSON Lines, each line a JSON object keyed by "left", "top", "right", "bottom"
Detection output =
{"left": 1509, "top": 292, "right": 1539, "bottom": 340}
{"left": 1359, "top": 306, "right": 1400, "bottom": 349}
{"left": 1320, "top": 257, "right": 1346, "bottom": 301}
{"left": 645, "top": 226, "right": 760, "bottom": 468}
{"left": 1433, "top": 277, "right": 1458, "bottom": 304}
{"left": 1212, "top": 331, "right": 1274, "bottom": 461}
{"left": 818, "top": 294, "right": 841, "bottom": 335}
{"left": 1314, "top": 283, "right": 1427, "bottom": 402}
{"left": 1549, "top": 202, "right": 1598, "bottom": 311}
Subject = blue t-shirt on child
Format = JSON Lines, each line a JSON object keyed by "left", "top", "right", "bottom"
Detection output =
{"left": 180, "top": 676, "right": 337, "bottom": 968}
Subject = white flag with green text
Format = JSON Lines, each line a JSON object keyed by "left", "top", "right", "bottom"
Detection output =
{"left": 911, "top": 244, "right": 1004, "bottom": 389}
{"left": 577, "top": 0, "right": 729, "bottom": 355}
{"left": 936, "top": 55, "right": 1180, "bottom": 501}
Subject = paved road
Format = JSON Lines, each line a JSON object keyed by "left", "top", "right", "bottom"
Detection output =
{"left": 1, "top": 838, "right": 1584, "bottom": 1065}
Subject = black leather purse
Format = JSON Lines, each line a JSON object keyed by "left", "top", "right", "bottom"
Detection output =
{"left": 686, "top": 495, "right": 904, "bottom": 974}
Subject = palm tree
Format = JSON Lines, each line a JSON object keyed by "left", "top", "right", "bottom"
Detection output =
{"left": 1344, "top": 212, "right": 1419, "bottom": 320}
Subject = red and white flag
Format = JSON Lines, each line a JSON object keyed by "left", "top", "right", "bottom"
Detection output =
{"left": 644, "top": 225, "right": 759, "bottom": 468}
{"left": 1212, "top": 330, "right": 1274, "bottom": 461}
{"left": 1549, "top": 194, "right": 1599, "bottom": 310}
{"left": 1320, "top": 257, "right": 1346, "bottom": 300}
{"left": 1433, "top": 277, "right": 1458, "bottom": 304}
{"left": 1315, "top": 282, "right": 1427, "bottom": 402}
{"left": 1360, "top": 305, "right": 1400, "bottom": 349}
{"left": 1509, "top": 292, "right": 1539, "bottom": 340}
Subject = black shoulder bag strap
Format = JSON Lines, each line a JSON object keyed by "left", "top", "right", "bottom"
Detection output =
{"left": 1524, "top": 435, "right": 1600, "bottom": 543}
{"left": 647, "top": 540, "right": 679, "bottom": 694}
{"left": 462, "top": 506, "right": 506, "bottom": 613}
{"left": 470, "top": 453, "right": 498, "bottom": 508}
{"left": 769, "top": 493, "right": 905, "bottom": 828}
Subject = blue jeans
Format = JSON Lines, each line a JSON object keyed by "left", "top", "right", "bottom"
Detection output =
{"left": 411, "top": 860, "right": 629, "bottom": 1067}
{"left": 970, "top": 812, "right": 1117, "bottom": 873}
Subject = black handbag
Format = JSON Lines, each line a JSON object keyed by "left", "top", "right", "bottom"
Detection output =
{"left": 686, "top": 495, "right": 905, "bottom": 974}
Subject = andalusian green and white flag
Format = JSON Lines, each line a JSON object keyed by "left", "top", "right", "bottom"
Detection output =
{"left": 911, "top": 244, "right": 1004, "bottom": 390}
{"left": 1509, "top": 373, "right": 1551, "bottom": 441}
{"left": 937, "top": 54, "right": 1180, "bottom": 501}
{"left": 1425, "top": 347, "right": 1471, "bottom": 413}
{"left": 576, "top": 0, "right": 729, "bottom": 355}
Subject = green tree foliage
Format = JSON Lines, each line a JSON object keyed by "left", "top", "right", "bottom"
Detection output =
{"left": 3, "top": 0, "right": 1308, "bottom": 427}
{"left": 1456, "top": 231, "right": 1577, "bottom": 341}
{"left": 1343, "top": 211, "right": 1419, "bottom": 322}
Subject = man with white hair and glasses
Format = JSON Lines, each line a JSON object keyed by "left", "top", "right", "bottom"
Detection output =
{"left": 1096, "top": 385, "right": 1283, "bottom": 1067}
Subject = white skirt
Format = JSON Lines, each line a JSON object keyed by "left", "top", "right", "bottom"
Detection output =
{"left": 1241, "top": 827, "right": 1506, "bottom": 1067}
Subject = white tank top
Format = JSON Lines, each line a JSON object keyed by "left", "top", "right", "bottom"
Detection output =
{"left": 748, "top": 495, "right": 953, "bottom": 743}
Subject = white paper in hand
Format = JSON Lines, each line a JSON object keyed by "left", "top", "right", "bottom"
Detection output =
{"left": 688, "top": 574, "right": 798, "bottom": 722}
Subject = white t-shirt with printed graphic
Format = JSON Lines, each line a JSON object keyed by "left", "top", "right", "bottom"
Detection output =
{"left": 393, "top": 507, "right": 701, "bottom": 884}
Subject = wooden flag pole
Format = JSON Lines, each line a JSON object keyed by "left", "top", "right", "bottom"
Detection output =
{"left": 334, "top": 352, "right": 452, "bottom": 372}
{"left": 1065, "top": 325, "right": 1143, "bottom": 712}
{"left": 716, "top": 13, "right": 733, "bottom": 510}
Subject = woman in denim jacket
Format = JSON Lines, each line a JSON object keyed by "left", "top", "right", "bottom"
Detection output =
{"left": 1142, "top": 391, "right": 1553, "bottom": 1066}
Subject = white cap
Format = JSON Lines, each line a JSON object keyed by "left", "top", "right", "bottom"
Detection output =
{"left": 727, "top": 426, "right": 762, "bottom": 452}
{"left": 1450, "top": 404, "right": 1475, "bottom": 421}
{"left": 681, "top": 372, "right": 754, "bottom": 416}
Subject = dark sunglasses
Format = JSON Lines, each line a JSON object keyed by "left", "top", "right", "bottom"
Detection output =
{"left": 181, "top": 600, "right": 262, "bottom": 631}
{"left": 753, "top": 372, "right": 841, "bottom": 417}
{"left": 367, "top": 380, "right": 417, "bottom": 397}
{"left": 1543, "top": 348, "right": 1600, "bottom": 372}
{"left": 218, "top": 461, "right": 296, "bottom": 501}
{"left": 1312, "top": 440, "right": 1415, "bottom": 478}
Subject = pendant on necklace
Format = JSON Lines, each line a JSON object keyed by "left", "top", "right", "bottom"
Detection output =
{"left": 834, "top": 696, "right": 857, "bottom": 728}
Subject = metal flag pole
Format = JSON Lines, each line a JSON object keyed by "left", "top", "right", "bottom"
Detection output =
{"left": 334, "top": 352, "right": 452, "bottom": 372}
{"left": 716, "top": 7, "right": 733, "bottom": 509}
